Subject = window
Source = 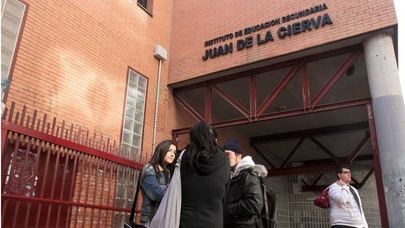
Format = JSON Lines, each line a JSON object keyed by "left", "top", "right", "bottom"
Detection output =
{"left": 1, "top": 0, "right": 26, "bottom": 101}
{"left": 137, "top": 0, "right": 147, "bottom": 9}
{"left": 121, "top": 69, "right": 147, "bottom": 157}
{"left": 137, "top": 0, "right": 153, "bottom": 15}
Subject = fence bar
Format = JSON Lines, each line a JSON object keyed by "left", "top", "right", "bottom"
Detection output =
{"left": 65, "top": 152, "right": 79, "bottom": 228}
{"left": 19, "top": 139, "right": 33, "bottom": 227}
{"left": 97, "top": 160, "right": 107, "bottom": 225}
{"left": 19, "top": 105, "right": 26, "bottom": 126}
{"left": 83, "top": 155, "right": 93, "bottom": 227}
{"left": 31, "top": 109, "right": 37, "bottom": 129}
{"left": 35, "top": 143, "right": 52, "bottom": 228}
{"left": 1, "top": 199, "right": 8, "bottom": 227}
{"left": 105, "top": 163, "right": 114, "bottom": 226}
{"left": 56, "top": 149, "right": 70, "bottom": 227}
{"left": 12, "top": 201, "right": 21, "bottom": 227}
{"left": 41, "top": 114, "right": 47, "bottom": 133}
{"left": 74, "top": 155, "right": 85, "bottom": 228}
{"left": 45, "top": 145, "right": 61, "bottom": 227}
{"left": 7, "top": 102, "right": 15, "bottom": 123}
{"left": 89, "top": 158, "right": 101, "bottom": 228}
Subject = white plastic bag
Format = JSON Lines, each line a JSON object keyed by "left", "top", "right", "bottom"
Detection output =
{"left": 149, "top": 150, "right": 185, "bottom": 228}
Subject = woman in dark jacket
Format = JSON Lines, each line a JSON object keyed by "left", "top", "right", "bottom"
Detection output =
{"left": 139, "top": 140, "right": 176, "bottom": 226}
{"left": 180, "top": 121, "right": 231, "bottom": 228}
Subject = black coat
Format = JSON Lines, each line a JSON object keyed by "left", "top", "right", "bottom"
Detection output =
{"left": 180, "top": 148, "right": 231, "bottom": 228}
{"left": 224, "top": 165, "right": 266, "bottom": 228}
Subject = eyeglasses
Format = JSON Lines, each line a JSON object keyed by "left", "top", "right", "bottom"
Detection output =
{"left": 341, "top": 170, "right": 351, "bottom": 174}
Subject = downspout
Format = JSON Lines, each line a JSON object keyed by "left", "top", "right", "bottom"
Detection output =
{"left": 152, "top": 44, "right": 168, "bottom": 150}
{"left": 152, "top": 59, "right": 163, "bottom": 150}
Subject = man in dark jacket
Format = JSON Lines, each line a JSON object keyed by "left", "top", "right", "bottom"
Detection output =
{"left": 223, "top": 139, "right": 268, "bottom": 228}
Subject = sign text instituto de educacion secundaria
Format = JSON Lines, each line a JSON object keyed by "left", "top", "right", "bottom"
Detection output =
{"left": 202, "top": 3, "right": 333, "bottom": 61}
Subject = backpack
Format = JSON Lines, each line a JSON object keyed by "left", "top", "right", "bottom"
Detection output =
{"left": 260, "top": 177, "right": 276, "bottom": 228}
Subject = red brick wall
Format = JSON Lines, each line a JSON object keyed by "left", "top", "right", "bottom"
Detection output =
{"left": 168, "top": 0, "right": 397, "bottom": 84}
{"left": 6, "top": 0, "right": 173, "bottom": 155}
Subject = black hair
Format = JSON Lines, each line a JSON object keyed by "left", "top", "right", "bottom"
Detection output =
{"left": 149, "top": 139, "right": 176, "bottom": 182}
{"left": 336, "top": 163, "right": 351, "bottom": 178}
{"left": 186, "top": 121, "right": 219, "bottom": 168}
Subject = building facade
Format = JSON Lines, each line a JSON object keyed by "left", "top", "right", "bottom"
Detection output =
{"left": 1, "top": 0, "right": 404, "bottom": 227}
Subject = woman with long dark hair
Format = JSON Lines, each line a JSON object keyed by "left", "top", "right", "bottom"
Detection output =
{"left": 180, "top": 121, "right": 231, "bottom": 228}
{"left": 140, "top": 140, "right": 177, "bottom": 226}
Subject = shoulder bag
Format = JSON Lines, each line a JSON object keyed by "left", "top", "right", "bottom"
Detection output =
{"left": 149, "top": 150, "right": 186, "bottom": 228}
{"left": 313, "top": 187, "right": 330, "bottom": 209}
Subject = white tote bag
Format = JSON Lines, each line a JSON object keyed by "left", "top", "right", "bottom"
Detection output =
{"left": 149, "top": 150, "right": 185, "bottom": 228}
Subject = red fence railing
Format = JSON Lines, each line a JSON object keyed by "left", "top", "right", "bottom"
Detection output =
{"left": 1, "top": 102, "right": 145, "bottom": 228}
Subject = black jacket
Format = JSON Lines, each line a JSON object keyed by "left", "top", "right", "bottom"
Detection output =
{"left": 180, "top": 148, "right": 231, "bottom": 228}
{"left": 224, "top": 163, "right": 268, "bottom": 228}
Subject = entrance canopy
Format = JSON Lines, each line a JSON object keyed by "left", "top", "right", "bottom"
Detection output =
{"left": 171, "top": 43, "right": 375, "bottom": 184}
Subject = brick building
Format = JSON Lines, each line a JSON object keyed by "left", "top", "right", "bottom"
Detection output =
{"left": 1, "top": 0, "right": 404, "bottom": 227}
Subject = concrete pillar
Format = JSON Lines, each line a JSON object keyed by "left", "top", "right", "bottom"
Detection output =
{"left": 363, "top": 33, "right": 405, "bottom": 227}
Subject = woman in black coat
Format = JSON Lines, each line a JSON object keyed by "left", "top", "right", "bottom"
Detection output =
{"left": 180, "top": 122, "right": 231, "bottom": 228}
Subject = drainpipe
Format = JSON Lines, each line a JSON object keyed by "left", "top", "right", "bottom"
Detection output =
{"left": 152, "top": 44, "right": 168, "bottom": 150}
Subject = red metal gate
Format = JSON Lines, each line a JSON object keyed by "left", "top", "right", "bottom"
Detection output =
{"left": 1, "top": 102, "right": 145, "bottom": 228}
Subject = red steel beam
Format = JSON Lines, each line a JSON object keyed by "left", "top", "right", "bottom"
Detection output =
{"left": 345, "top": 131, "right": 370, "bottom": 164}
{"left": 268, "top": 163, "right": 337, "bottom": 176}
{"left": 301, "top": 154, "right": 373, "bottom": 166}
{"left": 249, "top": 74, "right": 257, "bottom": 118}
{"left": 1, "top": 194, "right": 131, "bottom": 212}
{"left": 311, "top": 50, "right": 362, "bottom": 108}
{"left": 358, "top": 168, "right": 374, "bottom": 188}
{"left": 250, "top": 143, "right": 276, "bottom": 169}
{"left": 170, "top": 45, "right": 363, "bottom": 93}
{"left": 257, "top": 65, "right": 300, "bottom": 116}
{"left": 312, "top": 174, "right": 324, "bottom": 186}
{"left": 301, "top": 64, "right": 311, "bottom": 111}
{"left": 172, "top": 98, "right": 371, "bottom": 135}
{"left": 1, "top": 121, "right": 143, "bottom": 170}
{"left": 308, "top": 136, "right": 339, "bottom": 163}
{"left": 367, "top": 104, "right": 389, "bottom": 228}
{"left": 173, "top": 94, "right": 205, "bottom": 122}
{"left": 251, "top": 121, "right": 369, "bottom": 143}
{"left": 205, "top": 84, "right": 212, "bottom": 123}
{"left": 211, "top": 85, "right": 250, "bottom": 119}
{"left": 279, "top": 137, "right": 305, "bottom": 168}
{"left": 218, "top": 98, "right": 371, "bottom": 129}
{"left": 302, "top": 167, "right": 374, "bottom": 192}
